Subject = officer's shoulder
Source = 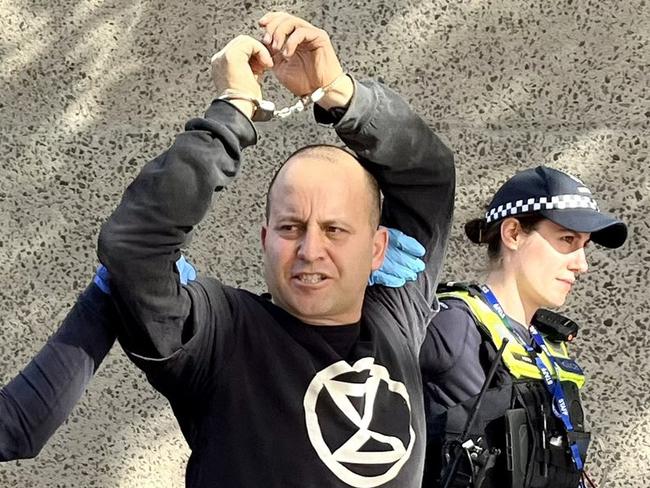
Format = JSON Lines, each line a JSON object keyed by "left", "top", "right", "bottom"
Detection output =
{"left": 430, "top": 284, "right": 476, "bottom": 323}
{"left": 436, "top": 281, "right": 483, "bottom": 302}
{"left": 431, "top": 282, "right": 481, "bottom": 324}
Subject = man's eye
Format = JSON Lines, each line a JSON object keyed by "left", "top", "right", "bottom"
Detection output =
{"left": 326, "top": 226, "right": 343, "bottom": 234}
{"left": 562, "top": 235, "right": 575, "bottom": 244}
{"left": 278, "top": 224, "right": 299, "bottom": 232}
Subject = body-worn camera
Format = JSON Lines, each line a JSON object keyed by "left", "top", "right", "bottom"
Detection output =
{"left": 531, "top": 309, "right": 579, "bottom": 342}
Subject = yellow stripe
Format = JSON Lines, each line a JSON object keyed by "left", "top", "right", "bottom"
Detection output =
{"left": 438, "top": 290, "right": 585, "bottom": 388}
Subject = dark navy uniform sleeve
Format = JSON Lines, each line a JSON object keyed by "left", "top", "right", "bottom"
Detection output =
{"left": 419, "top": 299, "right": 487, "bottom": 407}
{"left": 420, "top": 301, "right": 477, "bottom": 376}
{"left": 0, "top": 283, "right": 116, "bottom": 461}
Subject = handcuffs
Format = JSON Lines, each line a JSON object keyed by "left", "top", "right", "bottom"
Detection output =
{"left": 217, "top": 73, "right": 348, "bottom": 122}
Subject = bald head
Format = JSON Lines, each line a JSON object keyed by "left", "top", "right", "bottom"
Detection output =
{"left": 265, "top": 145, "right": 381, "bottom": 228}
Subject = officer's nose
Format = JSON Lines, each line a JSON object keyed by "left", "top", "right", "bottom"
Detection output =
{"left": 569, "top": 246, "right": 589, "bottom": 274}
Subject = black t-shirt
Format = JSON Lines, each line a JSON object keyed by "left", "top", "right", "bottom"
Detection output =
{"left": 312, "top": 323, "right": 360, "bottom": 358}
{"left": 126, "top": 280, "right": 427, "bottom": 488}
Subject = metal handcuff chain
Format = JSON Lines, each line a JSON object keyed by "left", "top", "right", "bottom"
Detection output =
{"left": 218, "top": 73, "right": 348, "bottom": 122}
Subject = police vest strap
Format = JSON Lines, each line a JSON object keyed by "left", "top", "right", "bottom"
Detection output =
{"left": 437, "top": 286, "right": 586, "bottom": 388}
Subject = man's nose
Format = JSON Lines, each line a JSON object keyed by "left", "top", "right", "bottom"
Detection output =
{"left": 297, "top": 227, "right": 326, "bottom": 262}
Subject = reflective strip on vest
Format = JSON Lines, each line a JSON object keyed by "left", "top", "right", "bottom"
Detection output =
{"left": 438, "top": 290, "right": 586, "bottom": 388}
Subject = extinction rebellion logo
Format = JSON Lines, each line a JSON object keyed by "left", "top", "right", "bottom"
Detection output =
{"left": 303, "top": 357, "right": 415, "bottom": 487}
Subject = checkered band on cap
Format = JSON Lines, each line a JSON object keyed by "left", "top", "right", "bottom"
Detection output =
{"left": 485, "top": 194, "right": 600, "bottom": 223}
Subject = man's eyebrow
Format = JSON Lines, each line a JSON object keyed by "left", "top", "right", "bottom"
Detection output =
{"left": 319, "top": 218, "right": 353, "bottom": 229}
{"left": 274, "top": 211, "right": 303, "bottom": 219}
{"left": 273, "top": 213, "right": 305, "bottom": 224}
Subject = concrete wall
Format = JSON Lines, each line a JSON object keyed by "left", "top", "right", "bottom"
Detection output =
{"left": 1, "top": 0, "right": 647, "bottom": 486}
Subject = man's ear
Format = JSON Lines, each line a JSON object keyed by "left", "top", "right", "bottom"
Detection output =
{"left": 500, "top": 218, "right": 522, "bottom": 251}
{"left": 371, "top": 226, "right": 389, "bottom": 270}
{"left": 260, "top": 225, "right": 268, "bottom": 251}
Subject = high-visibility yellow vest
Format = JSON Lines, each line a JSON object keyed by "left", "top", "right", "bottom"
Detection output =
{"left": 438, "top": 288, "right": 586, "bottom": 388}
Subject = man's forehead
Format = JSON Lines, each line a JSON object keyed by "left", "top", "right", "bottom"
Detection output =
{"left": 286, "top": 145, "right": 358, "bottom": 164}
{"left": 264, "top": 146, "right": 379, "bottom": 226}
{"left": 268, "top": 171, "right": 369, "bottom": 223}
{"left": 270, "top": 182, "right": 354, "bottom": 214}
{"left": 282, "top": 150, "right": 360, "bottom": 174}
{"left": 273, "top": 155, "right": 365, "bottom": 193}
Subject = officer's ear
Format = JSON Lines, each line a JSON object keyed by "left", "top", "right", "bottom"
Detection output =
{"left": 500, "top": 218, "right": 523, "bottom": 251}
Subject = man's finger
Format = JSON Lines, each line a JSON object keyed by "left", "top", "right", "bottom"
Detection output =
{"left": 259, "top": 12, "right": 312, "bottom": 51}
{"left": 281, "top": 26, "right": 326, "bottom": 57}
{"left": 212, "top": 35, "right": 273, "bottom": 71}
{"left": 259, "top": 12, "right": 302, "bottom": 32}
{"left": 258, "top": 11, "right": 278, "bottom": 26}
{"left": 237, "top": 36, "right": 274, "bottom": 69}
{"left": 258, "top": 12, "right": 291, "bottom": 46}
{"left": 211, "top": 35, "right": 251, "bottom": 64}
{"left": 250, "top": 47, "right": 274, "bottom": 75}
{"left": 270, "top": 16, "right": 312, "bottom": 51}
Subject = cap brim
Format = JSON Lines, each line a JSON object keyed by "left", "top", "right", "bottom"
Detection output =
{"left": 464, "top": 218, "right": 486, "bottom": 244}
{"left": 540, "top": 209, "right": 628, "bottom": 248}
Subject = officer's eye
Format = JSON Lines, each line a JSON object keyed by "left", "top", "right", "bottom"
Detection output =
{"left": 561, "top": 235, "right": 575, "bottom": 244}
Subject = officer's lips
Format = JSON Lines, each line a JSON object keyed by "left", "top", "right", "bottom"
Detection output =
{"left": 557, "top": 278, "right": 575, "bottom": 289}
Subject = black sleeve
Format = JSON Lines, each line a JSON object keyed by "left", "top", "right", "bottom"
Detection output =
{"left": 97, "top": 101, "right": 256, "bottom": 382}
{"left": 0, "top": 284, "right": 116, "bottom": 461}
{"left": 318, "top": 80, "right": 455, "bottom": 344}
{"left": 119, "top": 276, "right": 236, "bottom": 401}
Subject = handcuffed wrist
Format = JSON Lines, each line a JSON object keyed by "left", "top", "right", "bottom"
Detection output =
{"left": 316, "top": 73, "right": 354, "bottom": 110}
{"left": 217, "top": 73, "right": 353, "bottom": 122}
{"left": 217, "top": 93, "right": 272, "bottom": 121}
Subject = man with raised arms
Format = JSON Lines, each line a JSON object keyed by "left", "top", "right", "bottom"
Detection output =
{"left": 98, "top": 12, "right": 455, "bottom": 487}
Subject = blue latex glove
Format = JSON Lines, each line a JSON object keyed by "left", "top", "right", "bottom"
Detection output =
{"left": 93, "top": 255, "right": 196, "bottom": 294}
{"left": 175, "top": 255, "right": 197, "bottom": 283}
{"left": 368, "top": 228, "right": 426, "bottom": 287}
{"left": 93, "top": 264, "right": 112, "bottom": 294}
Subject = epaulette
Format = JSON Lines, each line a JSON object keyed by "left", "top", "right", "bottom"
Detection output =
{"left": 436, "top": 281, "right": 483, "bottom": 297}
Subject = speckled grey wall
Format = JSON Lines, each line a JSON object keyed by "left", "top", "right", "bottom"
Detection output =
{"left": 0, "top": 0, "right": 647, "bottom": 486}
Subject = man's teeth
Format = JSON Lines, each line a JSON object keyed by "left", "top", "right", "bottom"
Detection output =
{"left": 299, "top": 274, "right": 324, "bottom": 284}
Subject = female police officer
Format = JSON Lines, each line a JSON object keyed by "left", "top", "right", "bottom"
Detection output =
{"left": 419, "top": 166, "right": 627, "bottom": 488}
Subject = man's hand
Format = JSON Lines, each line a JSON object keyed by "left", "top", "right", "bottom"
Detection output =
{"left": 258, "top": 12, "right": 353, "bottom": 109}
{"left": 211, "top": 35, "right": 274, "bottom": 118}
{"left": 369, "top": 228, "right": 426, "bottom": 287}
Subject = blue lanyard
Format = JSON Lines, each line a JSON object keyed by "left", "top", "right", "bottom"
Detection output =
{"left": 478, "top": 285, "right": 584, "bottom": 471}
